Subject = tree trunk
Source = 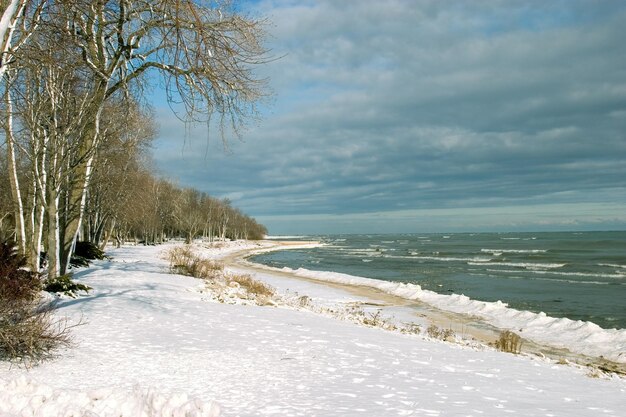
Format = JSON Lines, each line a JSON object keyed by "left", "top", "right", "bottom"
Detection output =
{"left": 99, "top": 218, "right": 115, "bottom": 251}
{"left": 3, "top": 89, "right": 27, "bottom": 255}
{"left": 0, "top": 0, "right": 26, "bottom": 81}
{"left": 60, "top": 93, "right": 105, "bottom": 274}
{"left": 46, "top": 189, "right": 60, "bottom": 279}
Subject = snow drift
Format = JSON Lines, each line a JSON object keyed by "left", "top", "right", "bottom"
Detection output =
{"left": 0, "top": 377, "right": 220, "bottom": 417}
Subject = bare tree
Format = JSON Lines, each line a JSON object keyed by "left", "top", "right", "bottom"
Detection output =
{"left": 83, "top": 99, "right": 155, "bottom": 249}
{"left": 54, "top": 0, "right": 268, "bottom": 273}
{"left": 1, "top": 0, "right": 47, "bottom": 264}
{"left": 0, "top": 0, "right": 46, "bottom": 81}
{"left": 3, "top": 0, "right": 268, "bottom": 276}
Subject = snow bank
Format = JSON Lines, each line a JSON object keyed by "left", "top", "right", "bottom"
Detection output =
{"left": 0, "top": 377, "right": 220, "bottom": 417}
{"left": 263, "top": 265, "right": 626, "bottom": 363}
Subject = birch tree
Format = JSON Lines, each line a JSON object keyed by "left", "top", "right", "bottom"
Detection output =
{"left": 52, "top": 0, "right": 267, "bottom": 274}
{"left": 82, "top": 100, "right": 155, "bottom": 249}
{"left": 1, "top": 1, "right": 47, "bottom": 265}
{"left": 0, "top": 0, "right": 24, "bottom": 80}
{"left": 3, "top": 0, "right": 267, "bottom": 276}
{"left": 4, "top": 23, "right": 101, "bottom": 274}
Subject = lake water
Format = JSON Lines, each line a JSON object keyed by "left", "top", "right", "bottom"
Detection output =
{"left": 252, "top": 231, "right": 626, "bottom": 329}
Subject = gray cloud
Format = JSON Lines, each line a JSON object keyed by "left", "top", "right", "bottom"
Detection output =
{"left": 152, "top": 0, "right": 626, "bottom": 233}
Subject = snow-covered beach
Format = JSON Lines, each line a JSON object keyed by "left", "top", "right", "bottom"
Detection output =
{"left": 232, "top": 240, "right": 626, "bottom": 367}
{"left": 1, "top": 240, "right": 625, "bottom": 416}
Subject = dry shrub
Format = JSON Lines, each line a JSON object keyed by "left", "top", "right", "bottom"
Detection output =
{"left": 167, "top": 246, "right": 223, "bottom": 279}
{"left": 228, "top": 274, "right": 274, "bottom": 297}
{"left": 190, "top": 258, "right": 224, "bottom": 280}
{"left": 0, "top": 243, "right": 41, "bottom": 303}
{"left": 340, "top": 304, "right": 398, "bottom": 331}
{"left": 0, "top": 240, "right": 73, "bottom": 363}
{"left": 401, "top": 323, "right": 422, "bottom": 335}
{"left": 298, "top": 295, "right": 311, "bottom": 308}
{"left": 363, "top": 310, "right": 383, "bottom": 327}
{"left": 427, "top": 324, "right": 455, "bottom": 341}
{"left": 167, "top": 246, "right": 196, "bottom": 271}
{"left": 0, "top": 302, "right": 73, "bottom": 362}
{"left": 495, "top": 330, "right": 522, "bottom": 354}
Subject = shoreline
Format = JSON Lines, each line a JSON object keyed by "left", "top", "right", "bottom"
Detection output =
{"left": 3, "top": 242, "right": 625, "bottom": 416}
{"left": 223, "top": 240, "right": 626, "bottom": 375}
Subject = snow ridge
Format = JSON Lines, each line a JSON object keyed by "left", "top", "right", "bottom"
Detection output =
{"left": 253, "top": 264, "right": 626, "bottom": 363}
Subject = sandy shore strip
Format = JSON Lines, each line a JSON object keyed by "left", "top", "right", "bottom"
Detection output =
{"left": 222, "top": 240, "right": 626, "bottom": 374}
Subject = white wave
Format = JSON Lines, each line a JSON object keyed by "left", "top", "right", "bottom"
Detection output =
{"left": 468, "top": 261, "right": 565, "bottom": 270}
{"left": 362, "top": 259, "right": 373, "bottom": 263}
{"left": 335, "top": 248, "right": 379, "bottom": 253}
{"left": 396, "top": 255, "right": 492, "bottom": 263}
{"left": 264, "top": 235, "right": 309, "bottom": 240}
{"left": 600, "top": 263, "right": 626, "bottom": 269}
{"left": 488, "top": 268, "right": 626, "bottom": 280}
{"left": 481, "top": 249, "right": 548, "bottom": 254}
{"left": 271, "top": 265, "right": 626, "bottom": 363}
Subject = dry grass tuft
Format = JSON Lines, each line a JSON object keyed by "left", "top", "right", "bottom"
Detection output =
{"left": 427, "top": 324, "right": 455, "bottom": 341}
{"left": 495, "top": 330, "right": 522, "bottom": 354}
{"left": 227, "top": 274, "right": 275, "bottom": 298}
{"left": 297, "top": 295, "right": 312, "bottom": 308}
{"left": 167, "top": 246, "right": 223, "bottom": 279}
{"left": 400, "top": 323, "right": 422, "bottom": 335}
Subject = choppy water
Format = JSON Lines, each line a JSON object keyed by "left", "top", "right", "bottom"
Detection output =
{"left": 253, "top": 232, "right": 626, "bottom": 329}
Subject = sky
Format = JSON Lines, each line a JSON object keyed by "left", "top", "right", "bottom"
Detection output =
{"left": 152, "top": 0, "right": 626, "bottom": 235}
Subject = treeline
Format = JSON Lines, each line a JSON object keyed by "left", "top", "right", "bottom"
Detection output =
{"left": 0, "top": 0, "right": 268, "bottom": 278}
{"left": 84, "top": 171, "right": 269, "bottom": 247}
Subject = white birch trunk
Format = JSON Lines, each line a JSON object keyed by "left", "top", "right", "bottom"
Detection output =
{"left": 47, "top": 192, "right": 60, "bottom": 278}
{"left": 3, "top": 88, "right": 27, "bottom": 253}
{"left": 0, "top": 0, "right": 26, "bottom": 81}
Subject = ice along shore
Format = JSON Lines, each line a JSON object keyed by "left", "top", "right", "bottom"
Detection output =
{"left": 228, "top": 240, "right": 626, "bottom": 368}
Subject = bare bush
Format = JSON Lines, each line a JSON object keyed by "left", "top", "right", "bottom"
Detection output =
{"left": 191, "top": 259, "right": 224, "bottom": 280}
{"left": 0, "top": 240, "right": 75, "bottom": 362}
{"left": 298, "top": 295, "right": 311, "bottom": 308}
{"left": 427, "top": 324, "right": 455, "bottom": 341}
{"left": 228, "top": 274, "right": 274, "bottom": 298}
{"left": 167, "top": 246, "right": 196, "bottom": 271}
{"left": 361, "top": 309, "right": 396, "bottom": 330}
{"left": 167, "top": 246, "right": 223, "bottom": 279}
{"left": 495, "top": 330, "right": 522, "bottom": 354}
{"left": 0, "top": 301, "right": 73, "bottom": 363}
{"left": 0, "top": 242, "right": 41, "bottom": 303}
{"left": 401, "top": 323, "right": 422, "bottom": 335}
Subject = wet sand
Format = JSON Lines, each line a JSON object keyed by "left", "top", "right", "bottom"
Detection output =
{"left": 222, "top": 241, "right": 626, "bottom": 375}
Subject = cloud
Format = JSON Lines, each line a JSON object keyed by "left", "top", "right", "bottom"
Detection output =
{"left": 152, "top": 0, "right": 626, "bottom": 233}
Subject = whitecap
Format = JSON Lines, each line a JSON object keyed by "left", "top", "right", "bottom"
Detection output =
{"left": 468, "top": 261, "right": 565, "bottom": 269}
